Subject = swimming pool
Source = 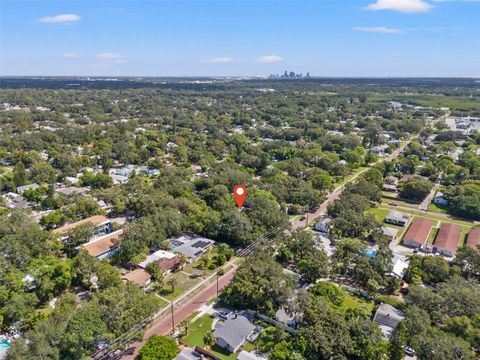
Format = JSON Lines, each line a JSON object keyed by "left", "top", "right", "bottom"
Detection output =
{"left": 0, "top": 336, "right": 12, "bottom": 360}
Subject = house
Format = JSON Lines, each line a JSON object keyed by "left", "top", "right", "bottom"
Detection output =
{"left": 174, "top": 348, "right": 201, "bottom": 360}
{"left": 110, "top": 174, "right": 129, "bottom": 185}
{"left": 137, "top": 166, "right": 160, "bottom": 176}
{"left": 80, "top": 229, "right": 122, "bottom": 260}
{"left": 53, "top": 215, "right": 112, "bottom": 240}
{"left": 373, "top": 303, "right": 405, "bottom": 339}
{"left": 3, "top": 192, "right": 31, "bottom": 209}
{"left": 433, "top": 192, "right": 448, "bottom": 206}
{"left": 403, "top": 217, "right": 433, "bottom": 249}
{"left": 213, "top": 314, "right": 255, "bottom": 353}
{"left": 314, "top": 217, "right": 331, "bottom": 234}
{"left": 113, "top": 165, "right": 136, "bottom": 177}
{"left": 170, "top": 235, "right": 215, "bottom": 262}
{"left": 382, "top": 226, "right": 398, "bottom": 240}
{"left": 370, "top": 145, "right": 389, "bottom": 154}
{"left": 16, "top": 183, "right": 39, "bottom": 195}
{"left": 388, "top": 256, "right": 409, "bottom": 279}
{"left": 138, "top": 250, "right": 180, "bottom": 272}
{"left": 122, "top": 269, "right": 151, "bottom": 288}
{"left": 56, "top": 186, "right": 89, "bottom": 198}
{"left": 384, "top": 211, "right": 411, "bottom": 227}
{"left": 467, "top": 228, "right": 480, "bottom": 250}
{"left": 237, "top": 351, "right": 265, "bottom": 360}
{"left": 434, "top": 223, "right": 461, "bottom": 257}
{"left": 382, "top": 184, "right": 398, "bottom": 192}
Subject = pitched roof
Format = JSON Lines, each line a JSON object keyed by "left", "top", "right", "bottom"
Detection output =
{"left": 434, "top": 223, "right": 461, "bottom": 254}
{"left": 403, "top": 217, "right": 433, "bottom": 246}
{"left": 82, "top": 230, "right": 122, "bottom": 257}
{"left": 138, "top": 250, "right": 179, "bottom": 271}
{"left": 467, "top": 228, "right": 480, "bottom": 250}
{"left": 122, "top": 269, "right": 151, "bottom": 287}
{"left": 213, "top": 315, "right": 255, "bottom": 351}
{"left": 53, "top": 215, "right": 108, "bottom": 234}
{"left": 385, "top": 211, "right": 410, "bottom": 223}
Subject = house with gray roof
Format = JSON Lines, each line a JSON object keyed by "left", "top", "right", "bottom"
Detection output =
{"left": 171, "top": 234, "right": 215, "bottom": 262}
{"left": 16, "top": 183, "right": 39, "bottom": 195}
{"left": 214, "top": 314, "right": 255, "bottom": 353}
{"left": 384, "top": 211, "right": 411, "bottom": 227}
{"left": 373, "top": 303, "right": 405, "bottom": 339}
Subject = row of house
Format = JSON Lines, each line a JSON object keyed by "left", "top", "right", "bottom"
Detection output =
{"left": 402, "top": 217, "right": 479, "bottom": 256}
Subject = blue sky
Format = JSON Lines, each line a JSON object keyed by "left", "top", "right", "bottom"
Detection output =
{"left": 1, "top": 0, "right": 479, "bottom": 77}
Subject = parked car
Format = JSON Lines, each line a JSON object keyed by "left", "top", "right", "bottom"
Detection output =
{"left": 404, "top": 346, "right": 416, "bottom": 356}
{"left": 388, "top": 202, "right": 398, "bottom": 206}
{"left": 219, "top": 309, "right": 229, "bottom": 320}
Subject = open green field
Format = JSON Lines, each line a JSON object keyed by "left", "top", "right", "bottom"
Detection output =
{"left": 367, "top": 93, "right": 480, "bottom": 114}
{"left": 334, "top": 292, "right": 374, "bottom": 314}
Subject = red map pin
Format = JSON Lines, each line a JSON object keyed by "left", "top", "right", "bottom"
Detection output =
{"left": 233, "top": 184, "right": 247, "bottom": 208}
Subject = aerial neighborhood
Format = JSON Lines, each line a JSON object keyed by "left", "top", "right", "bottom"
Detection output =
{"left": 0, "top": 76, "right": 479, "bottom": 360}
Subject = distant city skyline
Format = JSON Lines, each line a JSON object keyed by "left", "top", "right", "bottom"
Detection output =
{"left": 1, "top": 0, "right": 479, "bottom": 77}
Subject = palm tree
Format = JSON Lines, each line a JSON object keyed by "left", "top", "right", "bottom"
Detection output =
{"left": 168, "top": 277, "right": 177, "bottom": 293}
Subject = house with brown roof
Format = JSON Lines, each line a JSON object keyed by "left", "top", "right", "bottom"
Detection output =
{"left": 53, "top": 215, "right": 112, "bottom": 241}
{"left": 402, "top": 217, "right": 433, "bottom": 249}
{"left": 122, "top": 269, "right": 151, "bottom": 288}
{"left": 138, "top": 250, "right": 180, "bottom": 272}
{"left": 80, "top": 229, "right": 122, "bottom": 260}
{"left": 467, "top": 228, "right": 480, "bottom": 251}
{"left": 434, "top": 223, "right": 461, "bottom": 257}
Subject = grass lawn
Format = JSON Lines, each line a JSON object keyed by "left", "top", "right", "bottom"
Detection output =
{"left": 427, "top": 203, "right": 449, "bottom": 214}
{"left": 159, "top": 271, "right": 201, "bottom": 300}
{"left": 380, "top": 198, "right": 418, "bottom": 208}
{"left": 183, "top": 260, "right": 215, "bottom": 277}
{"left": 366, "top": 208, "right": 404, "bottom": 231}
{"left": 182, "top": 315, "right": 237, "bottom": 360}
{"left": 182, "top": 315, "right": 213, "bottom": 348}
{"left": 334, "top": 292, "right": 374, "bottom": 315}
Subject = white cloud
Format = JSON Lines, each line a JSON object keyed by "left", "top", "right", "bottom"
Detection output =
{"left": 354, "top": 26, "right": 403, "bottom": 33}
{"left": 257, "top": 55, "right": 283, "bottom": 63}
{"left": 63, "top": 52, "right": 79, "bottom": 58}
{"left": 207, "top": 57, "right": 234, "bottom": 63}
{"left": 96, "top": 53, "right": 127, "bottom": 64}
{"left": 38, "top": 14, "right": 81, "bottom": 23}
{"left": 366, "top": 0, "right": 432, "bottom": 12}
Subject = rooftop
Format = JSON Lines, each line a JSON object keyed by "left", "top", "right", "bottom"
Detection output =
{"left": 53, "top": 215, "right": 109, "bottom": 234}
{"left": 467, "top": 228, "right": 480, "bottom": 250}
{"left": 434, "top": 223, "right": 461, "bottom": 255}
{"left": 81, "top": 229, "right": 122, "bottom": 257}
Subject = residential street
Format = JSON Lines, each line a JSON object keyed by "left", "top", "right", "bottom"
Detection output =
{"left": 120, "top": 266, "right": 237, "bottom": 359}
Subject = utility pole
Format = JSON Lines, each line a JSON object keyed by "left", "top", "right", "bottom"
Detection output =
{"left": 170, "top": 301, "right": 175, "bottom": 333}
{"left": 216, "top": 270, "right": 219, "bottom": 299}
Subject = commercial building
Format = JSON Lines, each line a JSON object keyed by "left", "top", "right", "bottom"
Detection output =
{"left": 402, "top": 217, "right": 433, "bottom": 249}
{"left": 434, "top": 223, "right": 461, "bottom": 257}
{"left": 466, "top": 228, "right": 480, "bottom": 251}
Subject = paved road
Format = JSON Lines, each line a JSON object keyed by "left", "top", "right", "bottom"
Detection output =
{"left": 121, "top": 266, "right": 237, "bottom": 359}
{"left": 291, "top": 140, "right": 413, "bottom": 230}
{"left": 418, "top": 182, "right": 439, "bottom": 211}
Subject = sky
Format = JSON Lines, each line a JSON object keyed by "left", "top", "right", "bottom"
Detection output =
{"left": 1, "top": 0, "right": 479, "bottom": 77}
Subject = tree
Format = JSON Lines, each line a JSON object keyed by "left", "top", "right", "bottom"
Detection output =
{"left": 13, "top": 161, "right": 27, "bottom": 187}
{"left": 221, "top": 253, "right": 295, "bottom": 315}
{"left": 401, "top": 178, "right": 433, "bottom": 202}
{"left": 167, "top": 277, "right": 177, "bottom": 293}
{"left": 138, "top": 335, "right": 179, "bottom": 360}
{"left": 146, "top": 262, "right": 165, "bottom": 283}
